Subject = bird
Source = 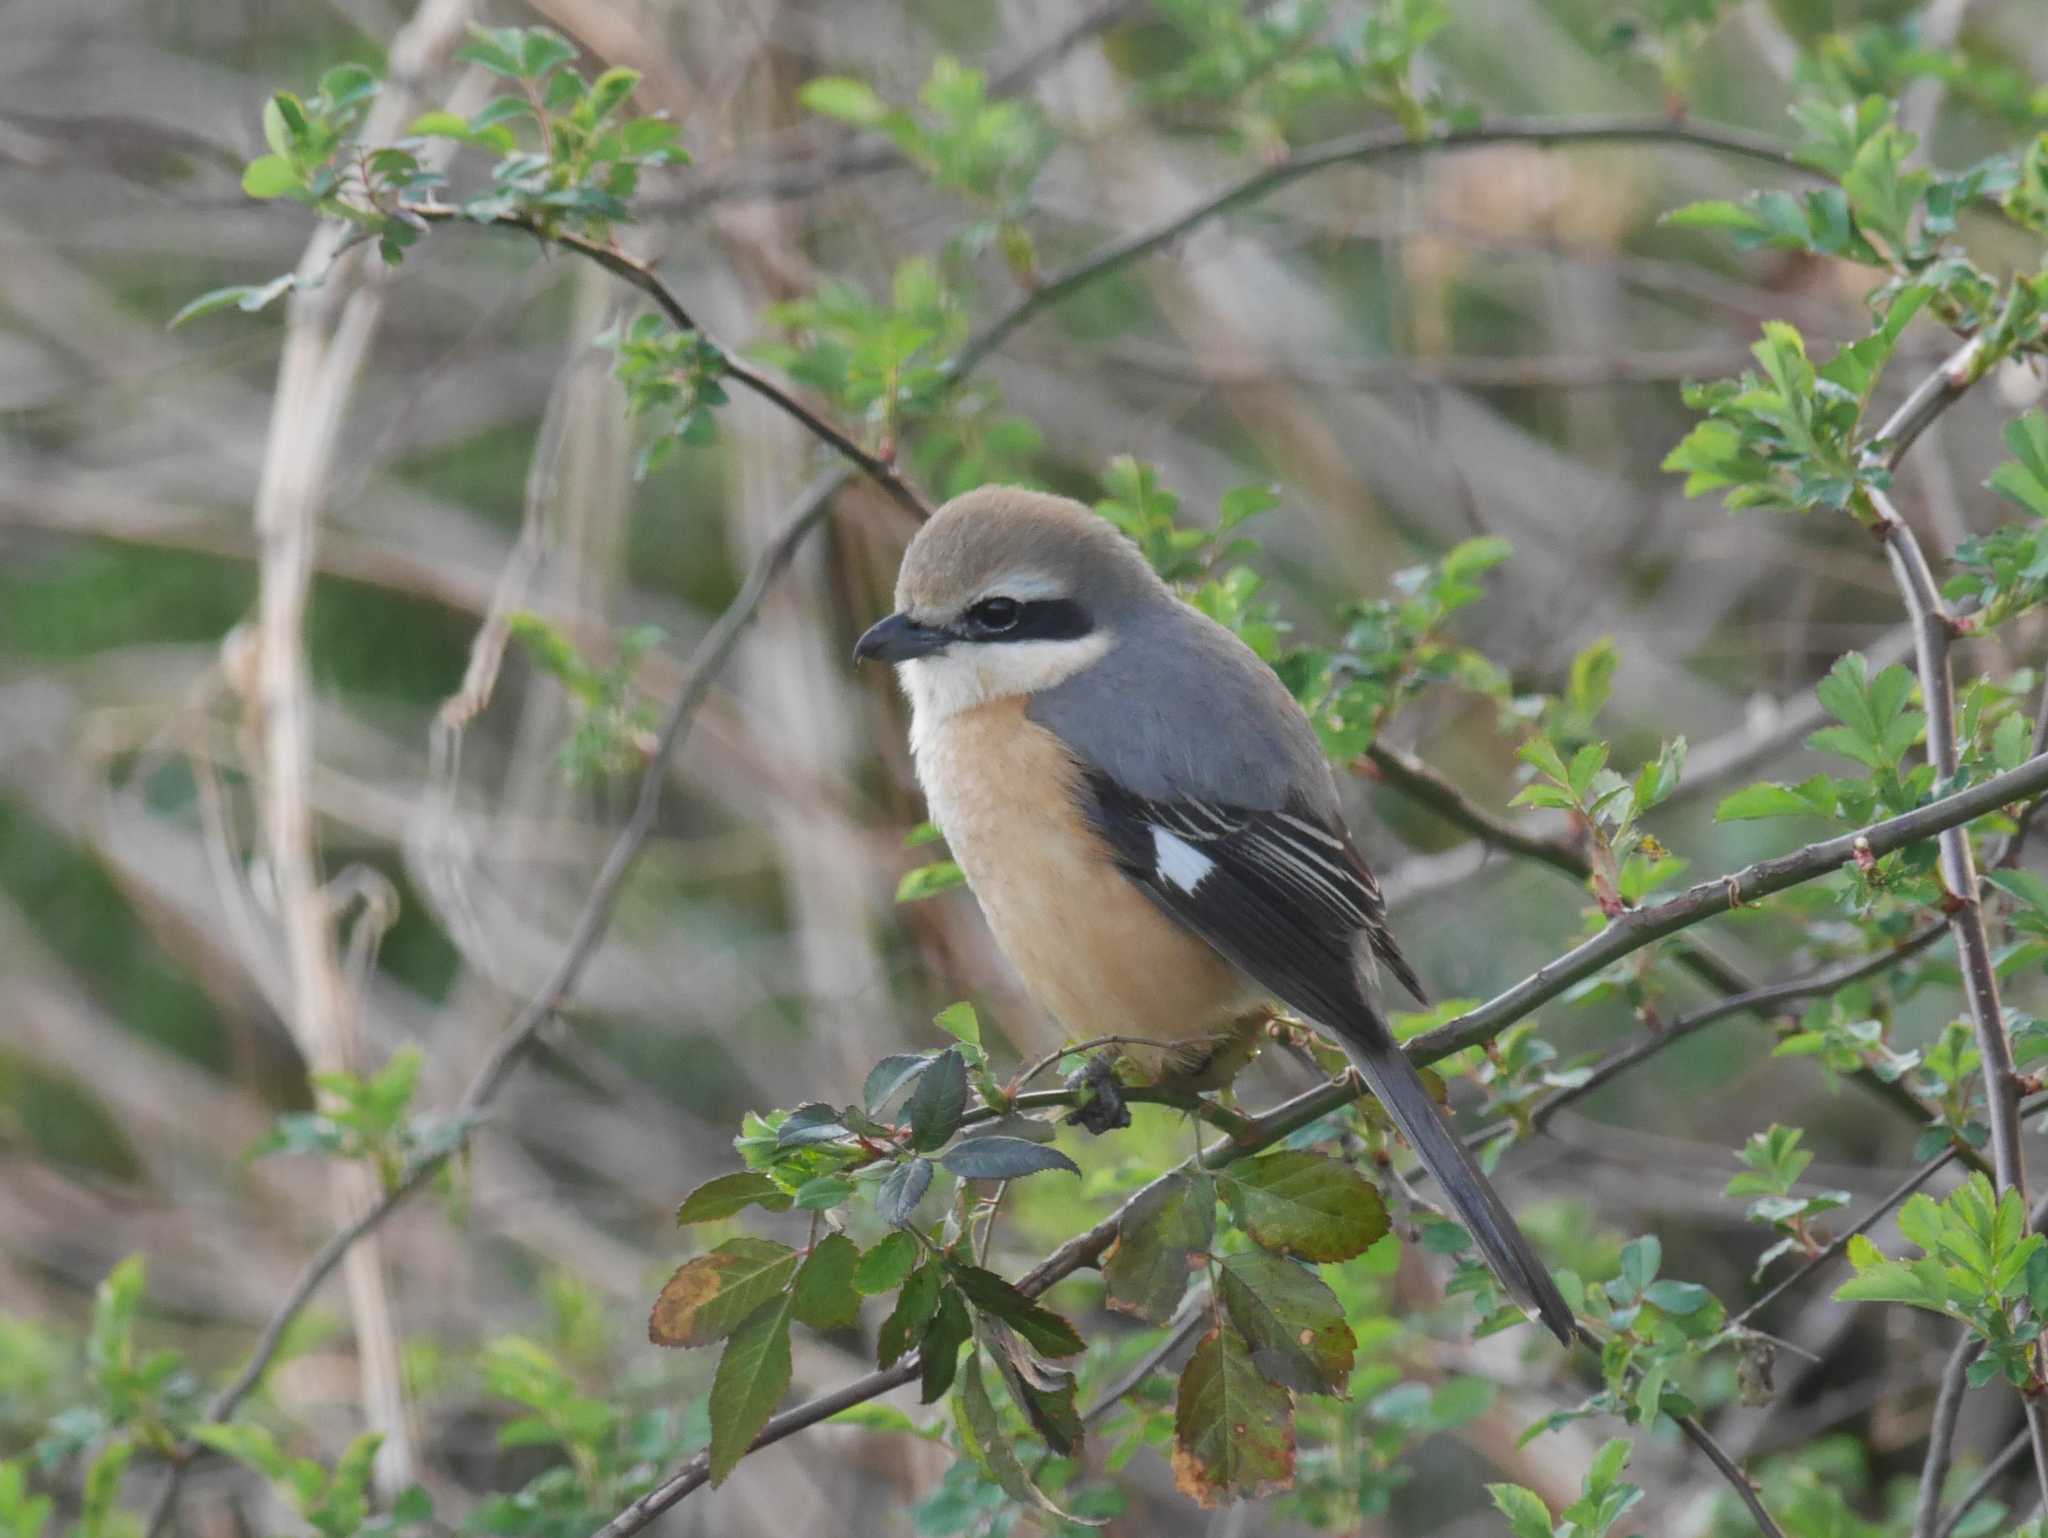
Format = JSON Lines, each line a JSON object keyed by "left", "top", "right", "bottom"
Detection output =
{"left": 854, "top": 485, "right": 1574, "bottom": 1346}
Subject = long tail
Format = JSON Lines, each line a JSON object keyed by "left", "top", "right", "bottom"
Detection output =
{"left": 1344, "top": 1024, "right": 1575, "bottom": 1345}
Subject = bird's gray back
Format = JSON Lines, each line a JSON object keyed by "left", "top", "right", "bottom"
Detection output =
{"left": 1027, "top": 595, "right": 1341, "bottom": 818}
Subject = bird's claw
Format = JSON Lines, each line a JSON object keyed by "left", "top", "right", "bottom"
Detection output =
{"left": 1064, "top": 1050, "right": 1132, "bottom": 1135}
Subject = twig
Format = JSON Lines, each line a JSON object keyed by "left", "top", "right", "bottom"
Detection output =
{"left": 952, "top": 115, "right": 1802, "bottom": 377}
{"left": 402, "top": 204, "right": 929, "bottom": 523}
{"left": 1732, "top": 1143, "right": 1959, "bottom": 1330}
{"left": 1081, "top": 1288, "right": 1212, "bottom": 1427}
{"left": 1918, "top": 1338, "right": 1988, "bottom": 1538}
{"left": 1403, "top": 748, "right": 2048, "bottom": 1063}
{"left": 1934, "top": 1428, "right": 2030, "bottom": 1538}
{"left": 1676, "top": 1411, "right": 1790, "bottom": 1538}
{"left": 1369, "top": 740, "right": 1944, "bottom": 1132}
{"left": 1859, "top": 342, "right": 2023, "bottom": 1197}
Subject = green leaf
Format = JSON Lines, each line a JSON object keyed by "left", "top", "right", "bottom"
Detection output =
{"left": 1715, "top": 780, "right": 1830, "bottom": 821}
{"left": 876, "top": 1157, "right": 935, "bottom": 1226}
{"left": 878, "top": 1261, "right": 942, "bottom": 1367}
{"left": 241, "top": 154, "right": 301, "bottom": 199}
{"left": 706, "top": 1293, "right": 794, "bottom": 1485}
{"left": 792, "top": 1234, "right": 860, "bottom": 1331}
{"left": 168, "top": 280, "right": 291, "bottom": 329}
{"left": 1216, "top": 1252, "right": 1355, "bottom": 1395}
{"left": 908, "top": 1048, "right": 968, "bottom": 1151}
{"left": 1643, "top": 1279, "right": 1713, "bottom": 1315}
{"left": 1103, "top": 1171, "right": 1215, "bottom": 1324}
{"left": 948, "top": 1264, "right": 1085, "bottom": 1357}
{"left": 518, "top": 26, "right": 578, "bottom": 78}
{"left": 1171, "top": 1324, "right": 1295, "bottom": 1508}
{"left": 675, "top": 1171, "right": 792, "bottom": 1224}
{"left": 957, "top": 1355, "right": 1105, "bottom": 1524}
{"left": 799, "top": 77, "right": 894, "bottom": 126}
{"left": 1487, "top": 1483, "right": 1556, "bottom": 1538}
{"left": 919, "top": 1286, "right": 972, "bottom": 1404}
{"left": 933, "top": 1000, "right": 981, "bottom": 1047}
{"left": 854, "top": 1231, "right": 918, "bottom": 1294}
{"left": 863, "top": 1052, "right": 932, "bottom": 1113}
{"left": 1218, "top": 1150, "right": 1389, "bottom": 1262}
{"left": 647, "top": 1237, "right": 798, "bottom": 1348}
{"left": 939, "top": 1137, "right": 1078, "bottom": 1181}
{"left": 896, "top": 860, "right": 965, "bottom": 901}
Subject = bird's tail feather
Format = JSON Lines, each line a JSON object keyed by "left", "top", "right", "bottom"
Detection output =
{"left": 1344, "top": 1028, "right": 1575, "bottom": 1346}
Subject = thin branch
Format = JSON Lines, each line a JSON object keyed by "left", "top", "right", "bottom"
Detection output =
{"left": 1520, "top": 924, "right": 1952, "bottom": 1139}
{"left": 404, "top": 204, "right": 929, "bottom": 523}
{"left": 1081, "top": 1288, "right": 1211, "bottom": 1427}
{"left": 1919, "top": 1338, "right": 1988, "bottom": 1538}
{"left": 1935, "top": 1428, "right": 2030, "bottom": 1538}
{"left": 1676, "top": 1411, "right": 1790, "bottom": 1538}
{"left": 953, "top": 114, "right": 1803, "bottom": 376}
{"left": 1859, "top": 341, "right": 2023, "bottom": 1200}
{"left": 1403, "top": 747, "right": 2048, "bottom": 1064}
{"left": 1369, "top": 739, "right": 1945, "bottom": 1131}
{"left": 1732, "top": 1142, "right": 1959, "bottom": 1330}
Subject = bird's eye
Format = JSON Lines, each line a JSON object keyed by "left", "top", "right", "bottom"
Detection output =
{"left": 968, "top": 596, "right": 1022, "bottom": 633}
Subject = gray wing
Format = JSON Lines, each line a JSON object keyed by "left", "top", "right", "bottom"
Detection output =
{"left": 1027, "top": 600, "right": 1340, "bottom": 815}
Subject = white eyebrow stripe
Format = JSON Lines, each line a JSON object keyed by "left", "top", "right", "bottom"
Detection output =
{"left": 1150, "top": 825, "right": 1215, "bottom": 892}
{"left": 978, "top": 572, "right": 1066, "bottom": 602}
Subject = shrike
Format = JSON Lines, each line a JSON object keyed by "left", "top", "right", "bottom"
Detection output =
{"left": 855, "top": 485, "right": 1572, "bottom": 1344}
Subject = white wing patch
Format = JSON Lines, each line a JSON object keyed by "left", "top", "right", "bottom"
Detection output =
{"left": 1150, "top": 824, "right": 1215, "bottom": 892}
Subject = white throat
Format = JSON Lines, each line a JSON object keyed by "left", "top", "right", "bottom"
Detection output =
{"left": 903, "top": 631, "right": 1113, "bottom": 759}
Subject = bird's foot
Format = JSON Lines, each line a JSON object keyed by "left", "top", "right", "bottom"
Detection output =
{"left": 1064, "top": 1050, "right": 1132, "bottom": 1135}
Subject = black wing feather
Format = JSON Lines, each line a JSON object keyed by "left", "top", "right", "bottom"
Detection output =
{"left": 1079, "top": 771, "right": 1426, "bottom": 1017}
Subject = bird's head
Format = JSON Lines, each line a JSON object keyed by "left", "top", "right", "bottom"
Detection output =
{"left": 854, "top": 486, "right": 1160, "bottom": 726}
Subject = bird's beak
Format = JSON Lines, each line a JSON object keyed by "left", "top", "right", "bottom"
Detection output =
{"left": 853, "top": 612, "right": 951, "bottom": 665}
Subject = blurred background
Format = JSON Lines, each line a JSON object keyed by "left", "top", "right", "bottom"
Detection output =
{"left": 4, "top": 0, "right": 2048, "bottom": 1534}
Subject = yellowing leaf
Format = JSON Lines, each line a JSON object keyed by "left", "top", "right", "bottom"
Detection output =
{"left": 648, "top": 1238, "right": 798, "bottom": 1348}
{"left": 1172, "top": 1325, "right": 1295, "bottom": 1507}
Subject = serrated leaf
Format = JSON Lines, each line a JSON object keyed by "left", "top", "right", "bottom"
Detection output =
{"left": 957, "top": 1355, "right": 1105, "bottom": 1524}
{"left": 878, "top": 1261, "right": 942, "bottom": 1368}
{"left": 1715, "top": 781, "right": 1826, "bottom": 821}
{"left": 933, "top": 1001, "right": 981, "bottom": 1046}
{"left": 948, "top": 1264, "right": 1085, "bottom": 1357}
{"left": 863, "top": 1053, "right": 933, "bottom": 1113}
{"left": 920, "top": 1286, "right": 972, "bottom": 1404}
{"left": 675, "top": 1171, "right": 792, "bottom": 1225}
{"left": 648, "top": 1238, "right": 798, "bottom": 1348}
{"left": 939, "top": 1137, "right": 1079, "bottom": 1181}
{"left": 1171, "top": 1325, "right": 1295, "bottom": 1508}
{"left": 977, "top": 1318, "right": 1083, "bottom": 1453}
{"left": 1218, "top": 1151, "right": 1388, "bottom": 1262}
{"left": 792, "top": 1233, "right": 861, "bottom": 1330}
{"left": 908, "top": 1048, "right": 967, "bottom": 1151}
{"left": 877, "top": 1157, "right": 935, "bottom": 1227}
{"left": 775, "top": 1102, "right": 850, "bottom": 1150}
{"left": 1487, "top": 1483, "right": 1556, "bottom": 1538}
{"left": 706, "top": 1293, "right": 793, "bottom": 1485}
{"left": 1104, "top": 1172, "right": 1215, "bottom": 1324}
{"left": 1216, "top": 1252, "right": 1354, "bottom": 1395}
{"left": 855, "top": 1231, "right": 918, "bottom": 1294}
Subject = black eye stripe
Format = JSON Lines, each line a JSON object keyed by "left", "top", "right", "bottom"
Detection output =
{"left": 961, "top": 597, "right": 1092, "bottom": 643}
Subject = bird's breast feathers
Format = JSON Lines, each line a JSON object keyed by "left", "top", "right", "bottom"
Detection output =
{"left": 909, "top": 696, "right": 1255, "bottom": 1054}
